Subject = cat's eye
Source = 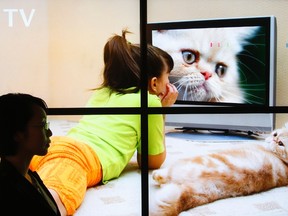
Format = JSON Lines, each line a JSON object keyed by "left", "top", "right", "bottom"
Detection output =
{"left": 182, "top": 51, "right": 196, "bottom": 64}
{"left": 215, "top": 63, "right": 227, "bottom": 77}
{"left": 278, "top": 141, "right": 284, "bottom": 146}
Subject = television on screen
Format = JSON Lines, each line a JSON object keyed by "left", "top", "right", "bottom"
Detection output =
{"left": 147, "top": 16, "right": 276, "bottom": 133}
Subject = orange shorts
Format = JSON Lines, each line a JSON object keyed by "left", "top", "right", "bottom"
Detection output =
{"left": 30, "top": 136, "right": 102, "bottom": 215}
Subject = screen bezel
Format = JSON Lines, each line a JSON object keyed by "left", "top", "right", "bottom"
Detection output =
{"left": 146, "top": 16, "right": 275, "bottom": 107}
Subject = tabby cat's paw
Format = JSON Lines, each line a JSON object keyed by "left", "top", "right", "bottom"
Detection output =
{"left": 152, "top": 168, "right": 169, "bottom": 184}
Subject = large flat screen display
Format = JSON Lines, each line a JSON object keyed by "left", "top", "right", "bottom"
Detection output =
{"left": 147, "top": 16, "right": 276, "bottom": 132}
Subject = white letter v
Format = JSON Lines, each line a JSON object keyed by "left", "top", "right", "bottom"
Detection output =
{"left": 19, "top": 9, "right": 35, "bottom": 27}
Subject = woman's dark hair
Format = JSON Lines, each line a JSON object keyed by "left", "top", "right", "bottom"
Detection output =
{"left": 98, "top": 29, "right": 174, "bottom": 94}
{"left": 0, "top": 93, "right": 48, "bottom": 156}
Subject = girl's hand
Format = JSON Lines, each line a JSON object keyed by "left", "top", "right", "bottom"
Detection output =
{"left": 158, "top": 83, "right": 178, "bottom": 107}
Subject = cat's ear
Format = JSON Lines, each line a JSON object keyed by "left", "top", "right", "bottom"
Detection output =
{"left": 226, "top": 26, "right": 259, "bottom": 53}
{"left": 234, "top": 26, "right": 259, "bottom": 46}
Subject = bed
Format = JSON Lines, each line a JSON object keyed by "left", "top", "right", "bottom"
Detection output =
{"left": 49, "top": 119, "right": 288, "bottom": 216}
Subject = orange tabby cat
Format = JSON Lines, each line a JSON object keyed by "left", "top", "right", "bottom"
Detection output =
{"left": 150, "top": 126, "right": 288, "bottom": 216}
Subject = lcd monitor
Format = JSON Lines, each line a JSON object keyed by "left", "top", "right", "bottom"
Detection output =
{"left": 147, "top": 16, "right": 276, "bottom": 133}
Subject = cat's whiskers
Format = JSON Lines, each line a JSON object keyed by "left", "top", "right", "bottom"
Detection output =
{"left": 205, "top": 83, "right": 221, "bottom": 102}
{"left": 183, "top": 84, "right": 190, "bottom": 101}
{"left": 173, "top": 79, "right": 189, "bottom": 100}
{"left": 213, "top": 82, "right": 244, "bottom": 102}
{"left": 173, "top": 78, "right": 206, "bottom": 101}
{"left": 239, "top": 83, "right": 265, "bottom": 104}
{"left": 204, "top": 80, "right": 234, "bottom": 102}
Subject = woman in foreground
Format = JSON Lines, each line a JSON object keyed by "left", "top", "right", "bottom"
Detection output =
{"left": 0, "top": 93, "right": 61, "bottom": 216}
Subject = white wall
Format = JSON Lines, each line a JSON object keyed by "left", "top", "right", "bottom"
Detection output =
{"left": 0, "top": 0, "right": 50, "bottom": 102}
{"left": 0, "top": 0, "right": 140, "bottom": 107}
{"left": 46, "top": 0, "right": 140, "bottom": 107}
{"left": 0, "top": 0, "right": 287, "bottom": 127}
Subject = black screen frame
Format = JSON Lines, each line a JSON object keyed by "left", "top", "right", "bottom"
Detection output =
{"left": 146, "top": 16, "right": 275, "bottom": 107}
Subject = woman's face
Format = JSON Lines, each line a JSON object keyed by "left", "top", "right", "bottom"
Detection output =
{"left": 19, "top": 105, "right": 52, "bottom": 157}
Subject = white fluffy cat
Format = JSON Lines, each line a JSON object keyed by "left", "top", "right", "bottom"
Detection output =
{"left": 152, "top": 27, "right": 259, "bottom": 103}
{"left": 150, "top": 125, "right": 288, "bottom": 216}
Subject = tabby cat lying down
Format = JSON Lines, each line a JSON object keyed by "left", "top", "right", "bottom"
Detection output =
{"left": 150, "top": 126, "right": 288, "bottom": 216}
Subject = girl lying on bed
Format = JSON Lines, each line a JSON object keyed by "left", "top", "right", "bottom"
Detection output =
{"left": 30, "top": 29, "right": 178, "bottom": 215}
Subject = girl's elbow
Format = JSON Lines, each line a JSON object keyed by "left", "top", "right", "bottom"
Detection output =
{"left": 148, "top": 151, "right": 166, "bottom": 169}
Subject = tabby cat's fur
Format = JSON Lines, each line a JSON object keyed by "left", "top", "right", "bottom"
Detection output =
{"left": 150, "top": 126, "right": 288, "bottom": 216}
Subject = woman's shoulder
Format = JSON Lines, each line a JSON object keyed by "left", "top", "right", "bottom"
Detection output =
{"left": 0, "top": 158, "right": 19, "bottom": 180}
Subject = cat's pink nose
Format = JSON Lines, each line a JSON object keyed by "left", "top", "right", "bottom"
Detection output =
{"left": 201, "top": 71, "right": 212, "bottom": 80}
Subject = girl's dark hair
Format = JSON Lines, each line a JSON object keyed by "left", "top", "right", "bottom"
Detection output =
{"left": 146, "top": 44, "right": 174, "bottom": 80}
{"left": 98, "top": 29, "right": 174, "bottom": 94}
{"left": 0, "top": 93, "right": 48, "bottom": 156}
